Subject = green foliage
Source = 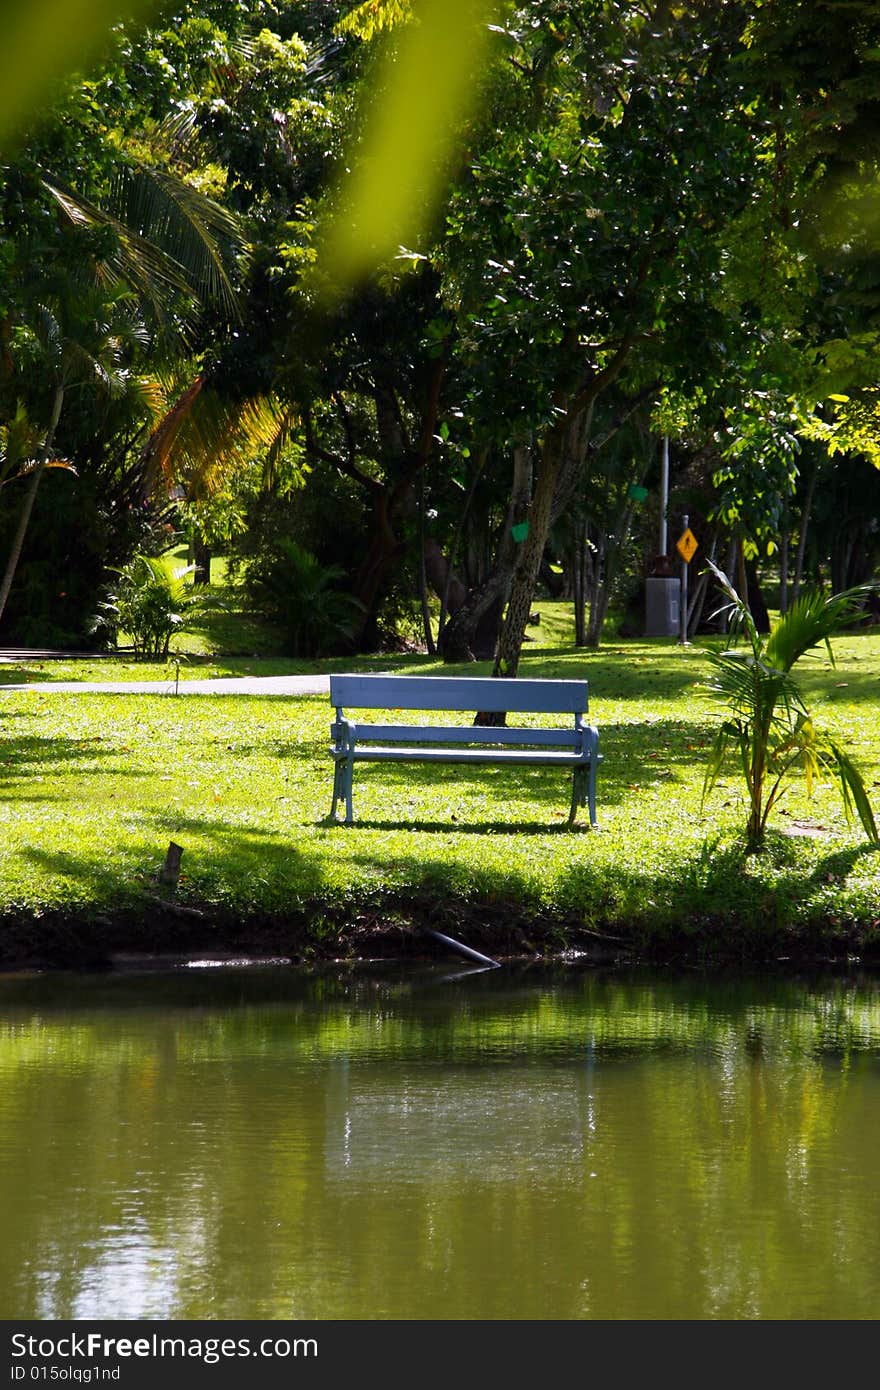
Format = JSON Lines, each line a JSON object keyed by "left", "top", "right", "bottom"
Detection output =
{"left": 92, "top": 553, "right": 207, "bottom": 656}
{"left": 0, "top": 0, "right": 158, "bottom": 150}
{"left": 710, "top": 394, "right": 802, "bottom": 557}
{"left": 702, "top": 560, "right": 878, "bottom": 850}
{"left": 243, "top": 536, "right": 363, "bottom": 657}
{"left": 316, "top": 0, "right": 492, "bottom": 295}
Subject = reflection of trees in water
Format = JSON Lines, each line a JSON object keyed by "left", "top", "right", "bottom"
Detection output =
{"left": 0, "top": 972, "right": 878, "bottom": 1319}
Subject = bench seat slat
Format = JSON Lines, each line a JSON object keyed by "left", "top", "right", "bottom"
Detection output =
{"left": 332, "top": 723, "right": 584, "bottom": 748}
{"left": 332, "top": 746, "right": 598, "bottom": 766}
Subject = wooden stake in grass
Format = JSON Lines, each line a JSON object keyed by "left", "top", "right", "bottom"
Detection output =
{"left": 159, "top": 841, "right": 184, "bottom": 887}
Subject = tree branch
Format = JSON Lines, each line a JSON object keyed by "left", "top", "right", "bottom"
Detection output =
{"left": 303, "top": 406, "right": 379, "bottom": 495}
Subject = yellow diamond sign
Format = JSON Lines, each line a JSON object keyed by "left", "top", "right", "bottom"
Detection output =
{"left": 676, "top": 527, "right": 698, "bottom": 564}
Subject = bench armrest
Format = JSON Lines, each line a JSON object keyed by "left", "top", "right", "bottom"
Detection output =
{"left": 331, "top": 717, "right": 358, "bottom": 754}
{"left": 578, "top": 722, "right": 600, "bottom": 760}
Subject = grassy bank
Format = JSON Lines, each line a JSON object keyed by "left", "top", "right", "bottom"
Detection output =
{"left": 1, "top": 616, "right": 879, "bottom": 969}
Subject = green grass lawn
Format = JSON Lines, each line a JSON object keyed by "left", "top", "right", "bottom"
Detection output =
{"left": 1, "top": 608, "right": 879, "bottom": 963}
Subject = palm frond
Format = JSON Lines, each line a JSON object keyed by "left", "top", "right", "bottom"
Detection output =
{"left": 765, "top": 586, "right": 873, "bottom": 672}
{"left": 705, "top": 649, "right": 805, "bottom": 730}
{"left": 156, "top": 105, "right": 203, "bottom": 159}
{"left": 0, "top": 403, "right": 42, "bottom": 484}
{"left": 33, "top": 302, "right": 63, "bottom": 366}
{"left": 1, "top": 456, "right": 76, "bottom": 484}
{"left": 825, "top": 738, "right": 879, "bottom": 842}
{"left": 43, "top": 178, "right": 200, "bottom": 334}
{"left": 42, "top": 167, "right": 248, "bottom": 334}
{"left": 139, "top": 377, "right": 297, "bottom": 498}
{"left": 703, "top": 558, "right": 761, "bottom": 658}
{"left": 702, "top": 560, "right": 878, "bottom": 850}
{"left": 109, "top": 166, "right": 247, "bottom": 320}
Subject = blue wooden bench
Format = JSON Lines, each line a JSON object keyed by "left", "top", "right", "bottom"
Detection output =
{"left": 329, "top": 673, "right": 600, "bottom": 828}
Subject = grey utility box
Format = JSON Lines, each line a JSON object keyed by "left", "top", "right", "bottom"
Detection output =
{"left": 645, "top": 577, "right": 680, "bottom": 637}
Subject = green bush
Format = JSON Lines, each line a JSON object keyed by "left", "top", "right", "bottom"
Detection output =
{"left": 701, "top": 561, "right": 878, "bottom": 850}
{"left": 243, "top": 537, "right": 363, "bottom": 657}
{"left": 92, "top": 554, "right": 206, "bottom": 658}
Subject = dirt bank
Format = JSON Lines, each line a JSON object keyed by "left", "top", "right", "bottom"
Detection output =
{"left": 2, "top": 891, "right": 879, "bottom": 973}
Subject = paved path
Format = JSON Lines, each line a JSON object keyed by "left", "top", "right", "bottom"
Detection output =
{"left": 0, "top": 647, "right": 107, "bottom": 662}
{"left": 0, "top": 673, "right": 331, "bottom": 696}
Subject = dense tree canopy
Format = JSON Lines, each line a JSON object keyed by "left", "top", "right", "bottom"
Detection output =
{"left": 1, "top": 0, "right": 880, "bottom": 652}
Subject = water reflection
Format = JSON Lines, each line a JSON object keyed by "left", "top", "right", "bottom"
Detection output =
{"left": 0, "top": 965, "right": 878, "bottom": 1319}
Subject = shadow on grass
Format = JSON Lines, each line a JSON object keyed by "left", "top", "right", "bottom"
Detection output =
{"left": 0, "top": 668, "right": 57, "bottom": 686}
{"left": 323, "top": 714, "right": 717, "bottom": 818}
{"left": 324, "top": 817, "right": 589, "bottom": 835}
{"left": 555, "top": 829, "right": 880, "bottom": 935}
{"left": 182, "top": 602, "right": 285, "bottom": 658}
{"left": 516, "top": 646, "right": 708, "bottom": 698}
{"left": 0, "top": 736, "right": 126, "bottom": 781}
{"left": 324, "top": 763, "right": 594, "bottom": 820}
{"left": 10, "top": 809, "right": 879, "bottom": 960}
{"left": 798, "top": 669, "right": 880, "bottom": 705}
{"left": 20, "top": 845, "right": 148, "bottom": 897}
{"left": 21, "top": 814, "right": 331, "bottom": 904}
{"left": 806, "top": 839, "right": 880, "bottom": 883}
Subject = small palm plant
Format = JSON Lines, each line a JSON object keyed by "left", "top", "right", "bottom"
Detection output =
{"left": 701, "top": 560, "right": 878, "bottom": 851}
{"left": 92, "top": 554, "right": 206, "bottom": 658}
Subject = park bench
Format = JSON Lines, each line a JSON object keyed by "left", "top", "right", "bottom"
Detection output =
{"left": 329, "top": 673, "right": 600, "bottom": 828}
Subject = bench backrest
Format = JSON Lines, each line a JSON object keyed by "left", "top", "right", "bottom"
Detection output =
{"left": 329, "top": 673, "right": 589, "bottom": 716}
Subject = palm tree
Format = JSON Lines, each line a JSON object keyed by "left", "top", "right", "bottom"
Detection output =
{"left": 0, "top": 161, "right": 248, "bottom": 631}
{"left": 701, "top": 559, "right": 878, "bottom": 851}
{"left": 0, "top": 277, "right": 162, "bottom": 627}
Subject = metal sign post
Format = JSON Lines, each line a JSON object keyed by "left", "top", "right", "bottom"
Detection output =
{"left": 660, "top": 436, "right": 669, "bottom": 558}
{"left": 675, "top": 517, "right": 698, "bottom": 646}
{"left": 680, "top": 514, "right": 688, "bottom": 645}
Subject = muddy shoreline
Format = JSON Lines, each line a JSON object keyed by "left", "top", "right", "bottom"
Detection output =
{"left": 2, "top": 892, "right": 879, "bottom": 973}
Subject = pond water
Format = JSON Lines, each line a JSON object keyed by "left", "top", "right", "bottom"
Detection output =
{"left": 1, "top": 962, "right": 878, "bottom": 1320}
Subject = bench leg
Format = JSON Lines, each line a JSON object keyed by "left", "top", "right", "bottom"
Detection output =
{"left": 587, "top": 759, "right": 599, "bottom": 830}
{"left": 331, "top": 759, "right": 343, "bottom": 820}
{"left": 568, "top": 766, "right": 598, "bottom": 829}
{"left": 330, "top": 755, "right": 355, "bottom": 825}
{"left": 568, "top": 769, "right": 583, "bottom": 827}
{"left": 343, "top": 758, "right": 354, "bottom": 825}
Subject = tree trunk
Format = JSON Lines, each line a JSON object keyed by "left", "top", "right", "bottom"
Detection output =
{"left": 582, "top": 527, "right": 604, "bottom": 647}
{"left": 440, "top": 444, "right": 532, "bottom": 663}
{"left": 491, "top": 352, "right": 638, "bottom": 679}
{"left": 493, "top": 430, "right": 563, "bottom": 680}
{"left": 686, "top": 535, "right": 717, "bottom": 636}
{"left": 425, "top": 539, "right": 467, "bottom": 614}
{"left": 352, "top": 488, "right": 406, "bottom": 646}
{"left": 573, "top": 527, "right": 586, "bottom": 647}
{"left": 586, "top": 495, "right": 637, "bottom": 648}
{"left": 0, "top": 384, "right": 65, "bottom": 629}
{"left": 736, "top": 534, "right": 749, "bottom": 614}
{"left": 746, "top": 563, "right": 770, "bottom": 633}
{"left": 417, "top": 463, "right": 436, "bottom": 655}
{"left": 436, "top": 447, "right": 487, "bottom": 645}
{"left": 193, "top": 538, "right": 211, "bottom": 585}
{"left": 793, "top": 455, "right": 820, "bottom": 602}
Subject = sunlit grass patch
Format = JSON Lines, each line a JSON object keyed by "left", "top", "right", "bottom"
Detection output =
{"left": 0, "top": 628, "right": 878, "bottom": 951}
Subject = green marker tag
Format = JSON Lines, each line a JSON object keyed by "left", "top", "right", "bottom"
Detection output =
{"left": 511, "top": 522, "right": 529, "bottom": 542}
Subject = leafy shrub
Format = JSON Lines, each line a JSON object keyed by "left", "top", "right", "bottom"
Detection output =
{"left": 243, "top": 537, "right": 362, "bottom": 657}
{"left": 702, "top": 560, "right": 878, "bottom": 850}
{"left": 92, "top": 554, "right": 205, "bottom": 657}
